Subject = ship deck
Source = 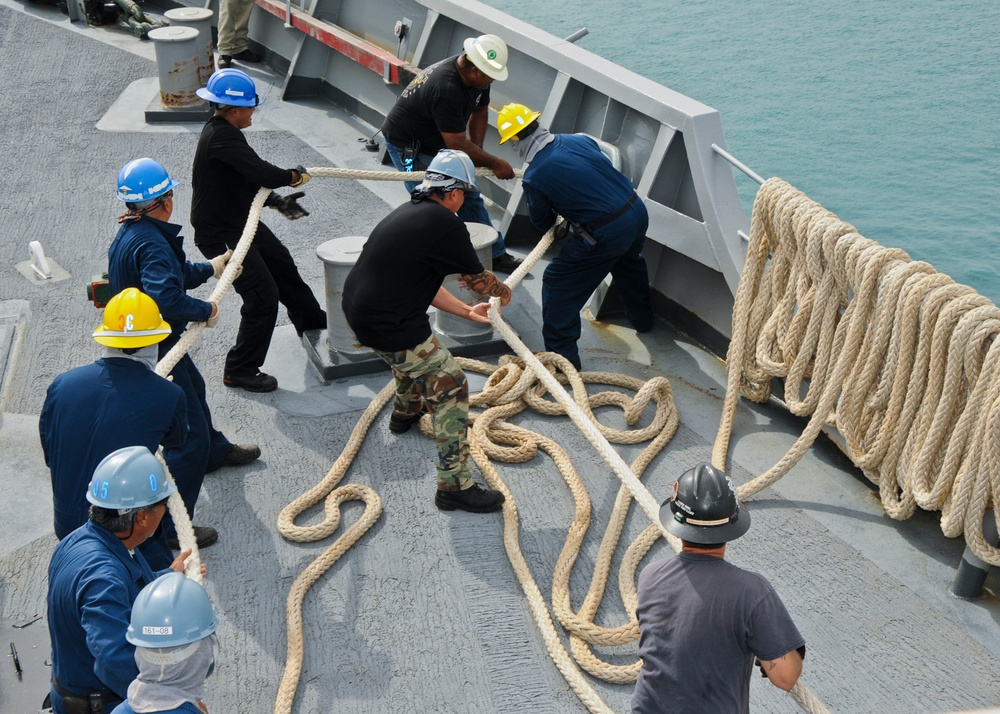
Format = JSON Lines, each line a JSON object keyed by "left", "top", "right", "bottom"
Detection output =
{"left": 0, "top": 2, "right": 998, "bottom": 712}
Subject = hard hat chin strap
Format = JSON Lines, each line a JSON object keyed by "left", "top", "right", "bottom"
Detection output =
{"left": 119, "top": 191, "right": 171, "bottom": 224}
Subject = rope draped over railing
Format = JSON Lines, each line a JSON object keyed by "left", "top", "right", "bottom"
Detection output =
{"left": 714, "top": 177, "right": 1000, "bottom": 568}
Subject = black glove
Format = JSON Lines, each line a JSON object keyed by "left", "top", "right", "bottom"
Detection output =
{"left": 266, "top": 191, "right": 309, "bottom": 220}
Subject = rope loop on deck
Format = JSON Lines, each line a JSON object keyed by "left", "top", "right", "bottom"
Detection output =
{"left": 144, "top": 162, "right": 832, "bottom": 714}
{"left": 714, "top": 177, "right": 1000, "bottom": 569}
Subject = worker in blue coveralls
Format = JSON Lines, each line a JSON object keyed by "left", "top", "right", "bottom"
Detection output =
{"left": 496, "top": 103, "right": 654, "bottom": 370}
{"left": 46, "top": 446, "right": 205, "bottom": 714}
{"left": 111, "top": 572, "right": 220, "bottom": 714}
{"left": 109, "top": 157, "right": 261, "bottom": 550}
{"left": 380, "top": 33, "right": 523, "bottom": 274}
{"left": 40, "top": 288, "right": 185, "bottom": 570}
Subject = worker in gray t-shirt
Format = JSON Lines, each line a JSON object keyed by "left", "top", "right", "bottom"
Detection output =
{"left": 631, "top": 463, "right": 805, "bottom": 714}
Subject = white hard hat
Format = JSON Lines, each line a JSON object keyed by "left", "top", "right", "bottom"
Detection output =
{"left": 463, "top": 34, "right": 509, "bottom": 81}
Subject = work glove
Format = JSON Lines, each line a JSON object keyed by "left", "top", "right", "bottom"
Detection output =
{"left": 266, "top": 191, "right": 309, "bottom": 220}
{"left": 289, "top": 164, "right": 311, "bottom": 187}
{"left": 209, "top": 249, "right": 234, "bottom": 279}
{"left": 206, "top": 302, "right": 220, "bottom": 328}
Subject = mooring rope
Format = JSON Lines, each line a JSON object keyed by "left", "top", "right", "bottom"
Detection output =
{"left": 144, "top": 164, "right": 837, "bottom": 713}
{"left": 713, "top": 177, "right": 1000, "bottom": 569}
{"left": 271, "top": 220, "right": 685, "bottom": 713}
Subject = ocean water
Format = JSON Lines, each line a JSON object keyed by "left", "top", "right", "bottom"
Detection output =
{"left": 481, "top": 0, "right": 1000, "bottom": 302}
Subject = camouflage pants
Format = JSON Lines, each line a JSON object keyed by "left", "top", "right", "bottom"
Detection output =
{"left": 373, "top": 335, "right": 473, "bottom": 490}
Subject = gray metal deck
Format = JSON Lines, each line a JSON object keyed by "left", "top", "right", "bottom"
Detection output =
{"left": 0, "top": 2, "right": 997, "bottom": 712}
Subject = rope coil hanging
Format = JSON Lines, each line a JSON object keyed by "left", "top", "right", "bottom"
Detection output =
{"left": 713, "top": 177, "right": 1000, "bottom": 567}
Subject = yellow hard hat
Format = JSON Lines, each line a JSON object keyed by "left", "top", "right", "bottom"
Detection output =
{"left": 93, "top": 288, "right": 172, "bottom": 348}
{"left": 497, "top": 102, "right": 540, "bottom": 144}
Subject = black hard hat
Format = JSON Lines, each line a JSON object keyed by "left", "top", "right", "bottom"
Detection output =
{"left": 659, "top": 463, "right": 751, "bottom": 544}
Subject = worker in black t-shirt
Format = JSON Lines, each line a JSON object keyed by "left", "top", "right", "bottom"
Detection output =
{"left": 191, "top": 68, "right": 327, "bottom": 393}
{"left": 343, "top": 149, "right": 512, "bottom": 513}
{"left": 381, "top": 34, "right": 523, "bottom": 275}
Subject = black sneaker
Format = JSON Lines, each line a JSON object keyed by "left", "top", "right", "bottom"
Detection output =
{"left": 224, "top": 371, "right": 278, "bottom": 392}
{"left": 222, "top": 443, "right": 261, "bottom": 467}
{"left": 167, "top": 526, "right": 219, "bottom": 550}
{"left": 629, "top": 313, "right": 655, "bottom": 334}
{"left": 231, "top": 48, "right": 262, "bottom": 63}
{"left": 435, "top": 483, "right": 505, "bottom": 513}
{"left": 217, "top": 55, "right": 232, "bottom": 69}
{"left": 389, "top": 409, "right": 426, "bottom": 433}
{"left": 492, "top": 252, "right": 523, "bottom": 274}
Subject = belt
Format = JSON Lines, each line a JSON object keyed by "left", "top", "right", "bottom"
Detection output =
{"left": 52, "top": 677, "right": 121, "bottom": 712}
{"left": 588, "top": 191, "right": 638, "bottom": 231}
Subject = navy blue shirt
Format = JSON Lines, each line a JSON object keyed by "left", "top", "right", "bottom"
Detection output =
{"left": 39, "top": 357, "right": 186, "bottom": 539}
{"left": 48, "top": 522, "right": 167, "bottom": 703}
{"left": 522, "top": 134, "right": 637, "bottom": 234}
{"left": 108, "top": 216, "right": 214, "bottom": 351}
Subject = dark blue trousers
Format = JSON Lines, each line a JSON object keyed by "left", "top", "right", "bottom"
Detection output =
{"left": 541, "top": 202, "right": 653, "bottom": 368}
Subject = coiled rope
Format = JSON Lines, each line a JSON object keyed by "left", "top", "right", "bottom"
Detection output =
{"left": 713, "top": 177, "right": 1000, "bottom": 569}
{"left": 146, "top": 164, "right": 836, "bottom": 712}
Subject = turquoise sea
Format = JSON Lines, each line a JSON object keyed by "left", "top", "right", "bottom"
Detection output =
{"left": 481, "top": 0, "right": 1000, "bottom": 302}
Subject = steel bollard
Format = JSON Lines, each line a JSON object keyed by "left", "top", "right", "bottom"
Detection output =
{"left": 316, "top": 236, "right": 370, "bottom": 355}
{"left": 952, "top": 512, "right": 999, "bottom": 599}
{"left": 163, "top": 8, "right": 216, "bottom": 86}
{"left": 148, "top": 26, "right": 202, "bottom": 108}
{"left": 433, "top": 223, "right": 499, "bottom": 339}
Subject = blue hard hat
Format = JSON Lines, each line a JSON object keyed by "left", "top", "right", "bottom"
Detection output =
{"left": 87, "top": 446, "right": 177, "bottom": 513}
{"left": 196, "top": 68, "right": 260, "bottom": 107}
{"left": 127, "top": 572, "right": 220, "bottom": 648}
{"left": 116, "top": 158, "right": 180, "bottom": 203}
{"left": 417, "top": 149, "right": 479, "bottom": 194}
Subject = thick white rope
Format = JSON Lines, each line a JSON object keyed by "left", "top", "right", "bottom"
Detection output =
{"left": 140, "top": 164, "right": 832, "bottom": 712}
{"left": 714, "top": 177, "right": 1000, "bottom": 568}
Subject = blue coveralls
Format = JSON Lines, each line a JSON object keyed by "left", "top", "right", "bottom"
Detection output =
{"left": 39, "top": 357, "right": 187, "bottom": 569}
{"left": 47, "top": 522, "right": 165, "bottom": 713}
{"left": 522, "top": 134, "right": 653, "bottom": 368}
{"left": 108, "top": 216, "right": 233, "bottom": 538}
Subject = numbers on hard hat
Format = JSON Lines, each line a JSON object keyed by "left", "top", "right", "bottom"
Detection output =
{"left": 93, "top": 288, "right": 172, "bottom": 349}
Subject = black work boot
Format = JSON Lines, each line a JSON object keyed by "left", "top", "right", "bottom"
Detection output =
{"left": 222, "top": 444, "right": 261, "bottom": 467}
{"left": 389, "top": 406, "right": 428, "bottom": 433}
{"left": 167, "top": 525, "right": 219, "bottom": 550}
{"left": 224, "top": 371, "right": 278, "bottom": 392}
{"left": 435, "top": 483, "right": 505, "bottom": 513}
{"left": 491, "top": 252, "right": 523, "bottom": 274}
